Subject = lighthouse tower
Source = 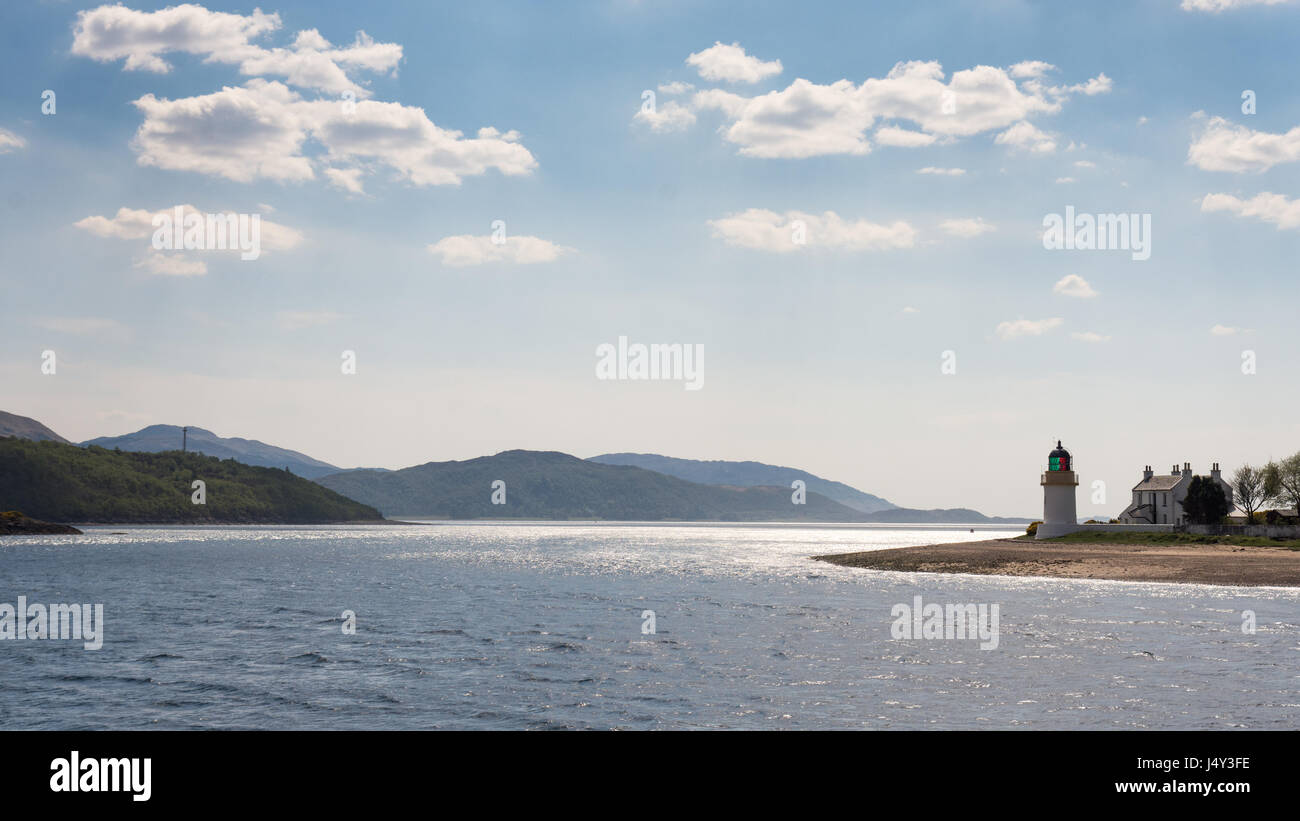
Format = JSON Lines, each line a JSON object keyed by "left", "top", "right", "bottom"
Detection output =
{"left": 1037, "top": 440, "right": 1078, "bottom": 539}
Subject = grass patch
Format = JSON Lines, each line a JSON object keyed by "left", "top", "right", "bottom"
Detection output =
{"left": 1040, "top": 531, "right": 1300, "bottom": 550}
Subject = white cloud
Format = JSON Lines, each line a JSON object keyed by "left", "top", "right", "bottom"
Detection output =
{"left": 875, "top": 125, "right": 937, "bottom": 147}
{"left": 129, "top": 80, "right": 537, "bottom": 186}
{"left": 1210, "top": 323, "right": 1249, "bottom": 335}
{"left": 1055, "top": 176, "right": 1076, "bottom": 184}
{"left": 71, "top": 4, "right": 400, "bottom": 96}
{"left": 1053, "top": 274, "right": 1098, "bottom": 298}
{"left": 995, "top": 317, "right": 1063, "bottom": 340}
{"left": 1137, "top": 116, "right": 1149, "bottom": 126}
{"left": 707, "top": 208, "right": 917, "bottom": 252}
{"left": 901, "top": 306, "right": 919, "bottom": 314}
{"left": 916, "top": 166, "right": 966, "bottom": 176}
{"left": 675, "top": 59, "right": 1102, "bottom": 159}
{"left": 74, "top": 204, "right": 303, "bottom": 250}
{"left": 427, "top": 235, "right": 572, "bottom": 267}
{"left": 995, "top": 120, "right": 1057, "bottom": 153}
{"left": 939, "top": 217, "right": 995, "bottom": 238}
{"left": 0, "top": 127, "right": 26, "bottom": 153}
{"left": 1201, "top": 191, "right": 1300, "bottom": 229}
{"left": 634, "top": 100, "right": 696, "bottom": 132}
{"left": 1074, "top": 160, "right": 1096, "bottom": 168}
{"left": 324, "top": 167, "right": 365, "bottom": 194}
{"left": 657, "top": 81, "right": 694, "bottom": 95}
{"left": 1181, "top": 0, "right": 1295, "bottom": 11}
{"left": 275, "top": 310, "right": 342, "bottom": 330}
{"left": 1068, "top": 73, "right": 1113, "bottom": 95}
{"left": 685, "top": 42, "right": 782, "bottom": 84}
{"left": 1008, "top": 61, "right": 1057, "bottom": 79}
{"left": 1071, "top": 331, "right": 1110, "bottom": 343}
{"left": 1188, "top": 115, "right": 1300, "bottom": 173}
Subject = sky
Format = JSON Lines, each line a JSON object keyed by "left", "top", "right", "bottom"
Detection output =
{"left": 2, "top": 0, "right": 1299, "bottom": 518}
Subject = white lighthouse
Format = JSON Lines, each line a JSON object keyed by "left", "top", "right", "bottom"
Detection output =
{"left": 1037, "top": 440, "right": 1078, "bottom": 539}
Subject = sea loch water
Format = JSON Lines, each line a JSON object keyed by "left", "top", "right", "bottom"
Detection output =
{"left": 1, "top": 523, "right": 1297, "bottom": 730}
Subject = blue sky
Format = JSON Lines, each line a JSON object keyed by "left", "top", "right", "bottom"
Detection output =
{"left": 2, "top": 0, "right": 1299, "bottom": 517}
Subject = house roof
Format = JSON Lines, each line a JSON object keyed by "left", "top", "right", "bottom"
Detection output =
{"left": 1132, "top": 475, "right": 1185, "bottom": 491}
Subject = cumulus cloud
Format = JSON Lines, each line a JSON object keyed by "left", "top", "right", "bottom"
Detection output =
{"left": 875, "top": 125, "right": 937, "bottom": 147}
{"left": 324, "top": 167, "right": 365, "bottom": 194}
{"left": 939, "top": 217, "right": 995, "bottom": 238}
{"left": 1053, "top": 274, "right": 1098, "bottom": 298}
{"left": 74, "top": 204, "right": 303, "bottom": 249}
{"left": 1182, "top": 0, "right": 1294, "bottom": 11}
{"left": 1202, "top": 192, "right": 1300, "bottom": 229}
{"left": 71, "top": 4, "right": 400, "bottom": 96}
{"left": 657, "top": 81, "right": 694, "bottom": 95}
{"left": 70, "top": 6, "right": 533, "bottom": 190}
{"left": 75, "top": 203, "right": 303, "bottom": 275}
{"left": 633, "top": 100, "right": 696, "bottom": 132}
{"left": 129, "top": 80, "right": 536, "bottom": 186}
{"left": 686, "top": 42, "right": 782, "bottom": 84}
{"left": 916, "top": 166, "right": 966, "bottom": 176}
{"left": 1188, "top": 115, "right": 1300, "bottom": 173}
{"left": 707, "top": 208, "right": 917, "bottom": 252}
{"left": 0, "top": 127, "right": 26, "bottom": 153}
{"left": 654, "top": 59, "right": 1105, "bottom": 159}
{"left": 995, "top": 120, "right": 1057, "bottom": 153}
{"left": 427, "top": 235, "right": 572, "bottom": 267}
{"left": 995, "top": 317, "right": 1063, "bottom": 340}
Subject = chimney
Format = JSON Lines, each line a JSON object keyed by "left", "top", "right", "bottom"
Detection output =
{"left": 1143, "top": 465, "right": 1153, "bottom": 480}
{"left": 1172, "top": 464, "right": 1180, "bottom": 475}
{"left": 1211, "top": 462, "right": 1221, "bottom": 481}
{"left": 1182, "top": 462, "right": 1192, "bottom": 477}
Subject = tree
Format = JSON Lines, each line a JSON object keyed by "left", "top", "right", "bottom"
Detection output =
{"left": 1264, "top": 454, "right": 1300, "bottom": 518}
{"left": 1231, "top": 464, "right": 1268, "bottom": 521}
{"left": 1182, "top": 475, "right": 1230, "bottom": 525}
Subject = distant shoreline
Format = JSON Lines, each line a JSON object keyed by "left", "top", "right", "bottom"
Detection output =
{"left": 814, "top": 537, "right": 1300, "bottom": 587}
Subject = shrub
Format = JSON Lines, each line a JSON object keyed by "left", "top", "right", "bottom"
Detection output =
{"left": 1026, "top": 521, "right": 1041, "bottom": 537}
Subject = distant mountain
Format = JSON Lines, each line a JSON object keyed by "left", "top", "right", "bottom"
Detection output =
{"left": 588, "top": 452, "right": 894, "bottom": 513}
{"left": 861, "top": 507, "right": 1032, "bottom": 524}
{"left": 0, "top": 438, "right": 381, "bottom": 524}
{"left": 315, "top": 449, "right": 872, "bottom": 521}
{"left": 82, "top": 424, "right": 342, "bottom": 479}
{"left": 0, "top": 410, "right": 70, "bottom": 444}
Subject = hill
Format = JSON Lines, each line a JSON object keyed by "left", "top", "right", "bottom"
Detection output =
{"left": 588, "top": 452, "right": 893, "bottom": 513}
{"left": 0, "top": 437, "right": 382, "bottom": 524}
{"left": 82, "top": 424, "right": 343, "bottom": 479}
{"left": 315, "top": 449, "right": 871, "bottom": 521}
{"left": 0, "top": 410, "right": 71, "bottom": 444}
{"left": 860, "top": 507, "right": 1032, "bottom": 524}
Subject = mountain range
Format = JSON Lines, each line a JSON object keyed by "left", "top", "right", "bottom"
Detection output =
{"left": 0, "top": 410, "right": 1030, "bottom": 522}
{"left": 315, "top": 450, "right": 874, "bottom": 521}
{"left": 82, "top": 424, "right": 346, "bottom": 479}
{"left": 588, "top": 452, "right": 894, "bottom": 513}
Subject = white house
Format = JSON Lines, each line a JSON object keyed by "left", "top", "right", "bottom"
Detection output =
{"left": 1118, "top": 462, "right": 1234, "bottom": 525}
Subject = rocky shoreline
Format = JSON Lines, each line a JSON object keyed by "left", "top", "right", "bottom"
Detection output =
{"left": 814, "top": 537, "right": 1300, "bottom": 587}
{"left": 0, "top": 511, "right": 83, "bottom": 535}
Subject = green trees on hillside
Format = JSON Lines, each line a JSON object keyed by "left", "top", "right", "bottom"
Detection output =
{"left": 0, "top": 437, "right": 381, "bottom": 523}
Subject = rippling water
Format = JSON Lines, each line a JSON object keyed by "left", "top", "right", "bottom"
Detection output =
{"left": 1, "top": 523, "right": 1297, "bottom": 730}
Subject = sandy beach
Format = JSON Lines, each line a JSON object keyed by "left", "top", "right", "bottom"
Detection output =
{"left": 814, "top": 537, "right": 1300, "bottom": 587}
